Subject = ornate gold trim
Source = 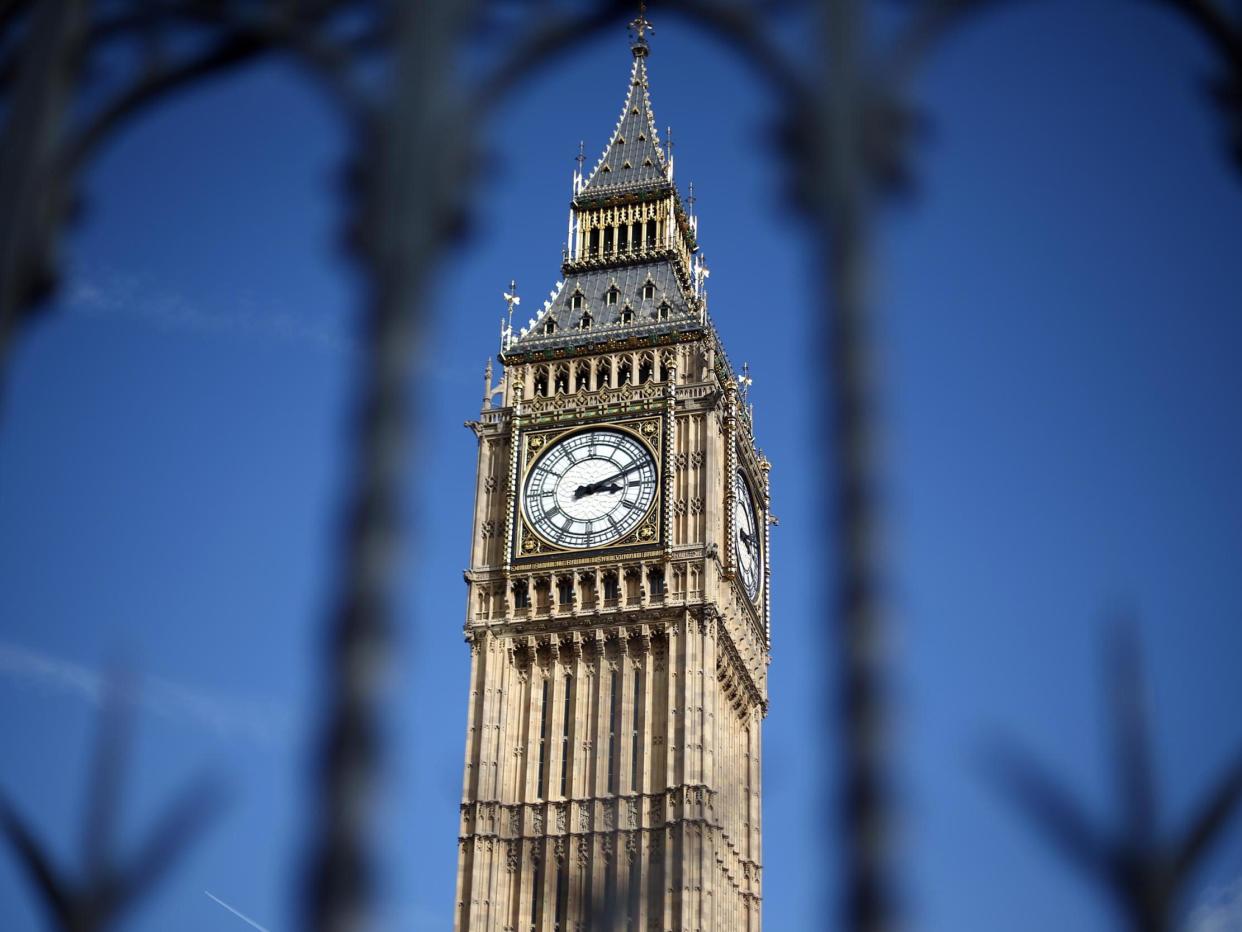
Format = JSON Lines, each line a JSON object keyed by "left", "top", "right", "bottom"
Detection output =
{"left": 513, "top": 416, "right": 665, "bottom": 560}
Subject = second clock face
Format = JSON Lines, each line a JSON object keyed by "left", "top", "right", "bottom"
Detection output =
{"left": 734, "top": 469, "right": 761, "bottom": 601}
{"left": 523, "top": 428, "right": 658, "bottom": 549}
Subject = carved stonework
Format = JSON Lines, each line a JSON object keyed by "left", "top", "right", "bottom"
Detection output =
{"left": 455, "top": 31, "right": 770, "bottom": 928}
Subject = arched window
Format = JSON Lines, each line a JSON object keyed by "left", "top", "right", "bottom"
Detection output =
{"left": 642, "top": 280, "right": 655, "bottom": 301}
{"left": 658, "top": 301, "right": 670, "bottom": 321}
{"left": 648, "top": 567, "right": 666, "bottom": 597}
{"left": 513, "top": 580, "right": 531, "bottom": 610}
{"left": 645, "top": 220, "right": 657, "bottom": 249}
{"left": 534, "top": 578, "right": 551, "bottom": 613}
{"left": 575, "top": 362, "right": 591, "bottom": 391}
{"left": 580, "top": 311, "right": 593, "bottom": 330}
{"left": 624, "top": 567, "right": 640, "bottom": 604}
{"left": 553, "top": 364, "right": 569, "bottom": 394}
{"left": 533, "top": 366, "right": 549, "bottom": 397}
{"left": 606, "top": 286, "right": 620, "bottom": 306}
{"left": 618, "top": 358, "right": 632, "bottom": 385}
{"left": 620, "top": 306, "right": 634, "bottom": 324}
{"left": 638, "top": 355, "right": 654, "bottom": 384}
{"left": 544, "top": 318, "right": 556, "bottom": 335}
{"left": 602, "top": 572, "right": 620, "bottom": 605}
{"left": 557, "top": 576, "right": 574, "bottom": 607}
{"left": 596, "top": 358, "right": 611, "bottom": 389}
{"left": 578, "top": 572, "right": 596, "bottom": 608}
{"left": 588, "top": 229, "right": 599, "bottom": 257}
{"left": 571, "top": 290, "right": 584, "bottom": 310}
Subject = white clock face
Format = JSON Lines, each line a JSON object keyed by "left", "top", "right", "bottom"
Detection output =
{"left": 733, "top": 469, "right": 761, "bottom": 600}
{"left": 523, "top": 428, "right": 658, "bottom": 549}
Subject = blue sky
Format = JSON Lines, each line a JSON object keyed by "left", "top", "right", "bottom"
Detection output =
{"left": 2, "top": 2, "right": 1242, "bottom": 930}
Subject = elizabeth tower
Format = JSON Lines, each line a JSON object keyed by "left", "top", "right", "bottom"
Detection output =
{"left": 455, "top": 15, "right": 771, "bottom": 931}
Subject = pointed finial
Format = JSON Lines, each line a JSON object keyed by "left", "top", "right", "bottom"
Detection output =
{"left": 503, "top": 280, "right": 520, "bottom": 333}
{"left": 739, "top": 361, "right": 753, "bottom": 403}
{"left": 576, "top": 141, "right": 585, "bottom": 173}
{"left": 688, "top": 181, "right": 696, "bottom": 214}
{"left": 629, "top": 1, "right": 653, "bottom": 56}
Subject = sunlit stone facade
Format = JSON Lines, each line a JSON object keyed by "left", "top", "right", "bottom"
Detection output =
{"left": 455, "top": 22, "right": 771, "bottom": 932}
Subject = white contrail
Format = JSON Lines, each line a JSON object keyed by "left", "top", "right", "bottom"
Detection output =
{"left": 205, "top": 891, "right": 273, "bottom": 932}
{"left": 65, "top": 265, "right": 356, "bottom": 357}
{"left": 0, "top": 640, "right": 290, "bottom": 748}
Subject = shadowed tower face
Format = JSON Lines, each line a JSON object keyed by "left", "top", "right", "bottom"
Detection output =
{"left": 455, "top": 19, "right": 771, "bottom": 932}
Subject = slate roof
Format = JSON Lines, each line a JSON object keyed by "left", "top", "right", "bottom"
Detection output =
{"left": 576, "top": 53, "right": 671, "bottom": 200}
{"left": 502, "top": 258, "right": 701, "bottom": 357}
{"left": 501, "top": 44, "right": 701, "bottom": 359}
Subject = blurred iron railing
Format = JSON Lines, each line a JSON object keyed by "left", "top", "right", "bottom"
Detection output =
{"left": 1, "top": 2, "right": 1241, "bottom": 931}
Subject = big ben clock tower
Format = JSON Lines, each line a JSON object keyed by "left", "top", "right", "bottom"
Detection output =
{"left": 455, "top": 15, "right": 771, "bottom": 931}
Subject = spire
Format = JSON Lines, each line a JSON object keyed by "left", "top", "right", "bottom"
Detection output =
{"left": 502, "top": 8, "right": 704, "bottom": 359}
{"left": 577, "top": 9, "right": 670, "bottom": 199}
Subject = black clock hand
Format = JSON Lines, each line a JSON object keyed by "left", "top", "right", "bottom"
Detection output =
{"left": 739, "top": 529, "right": 756, "bottom": 554}
{"left": 575, "top": 462, "right": 644, "bottom": 498}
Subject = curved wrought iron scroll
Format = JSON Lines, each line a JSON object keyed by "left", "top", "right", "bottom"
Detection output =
{"left": 1, "top": 2, "right": 1240, "bottom": 932}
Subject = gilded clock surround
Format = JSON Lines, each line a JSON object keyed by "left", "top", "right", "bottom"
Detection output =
{"left": 514, "top": 417, "right": 665, "bottom": 559}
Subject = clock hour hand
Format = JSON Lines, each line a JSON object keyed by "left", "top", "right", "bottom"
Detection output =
{"left": 574, "top": 480, "right": 624, "bottom": 499}
{"left": 574, "top": 462, "right": 643, "bottom": 498}
{"left": 739, "top": 529, "right": 756, "bottom": 554}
